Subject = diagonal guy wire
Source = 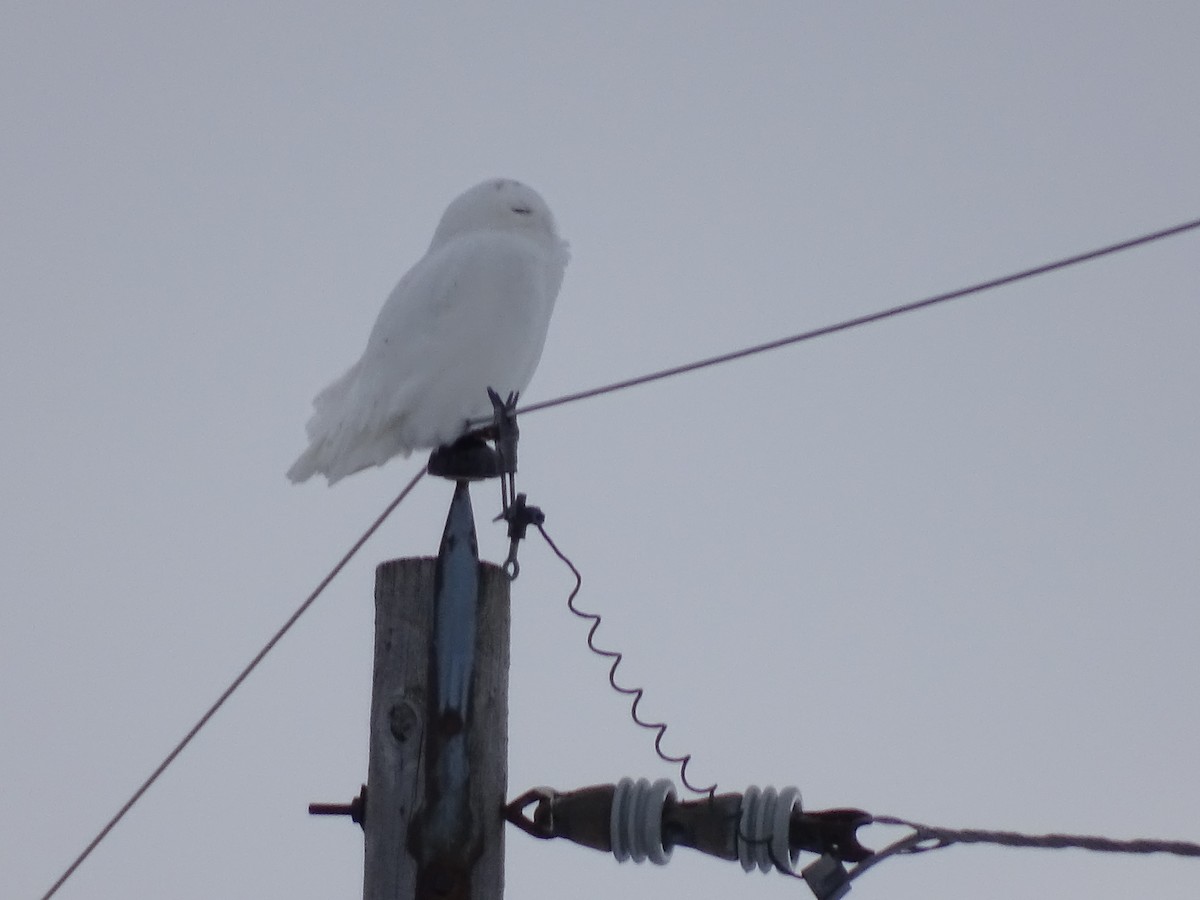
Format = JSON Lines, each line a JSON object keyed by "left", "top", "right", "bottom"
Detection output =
{"left": 40, "top": 466, "right": 428, "bottom": 900}
{"left": 873, "top": 815, "right": 1200, "bottom": 858}
{"left": 842, "top": 815, "right": 1200, "bottom": 891}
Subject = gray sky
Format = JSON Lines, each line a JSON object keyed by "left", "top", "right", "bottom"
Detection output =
{"left": 3, "top": 4, "right": 1198, "bottom": 899}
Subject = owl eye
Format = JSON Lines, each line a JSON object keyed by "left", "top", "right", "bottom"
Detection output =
{"left": 511, "top": 206, "right": 532, "bottom": 215}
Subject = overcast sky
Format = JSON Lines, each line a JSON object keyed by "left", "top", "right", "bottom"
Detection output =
{"left": 3, "top": 4, "right": 1199, "bottom": 899}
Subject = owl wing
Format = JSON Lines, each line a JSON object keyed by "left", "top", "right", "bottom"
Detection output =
{"left": 287, "top": 229, "right": 563, "bottom": 484}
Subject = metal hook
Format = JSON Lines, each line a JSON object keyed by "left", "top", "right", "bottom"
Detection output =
{"left": 494, "top": 493, "right": 544, "bottom": 582}
{"left": 503, "top": 544, "right": 521, "bottom": 580}
{"left": 503, "top": 787, "right": 557, "bottom": 840}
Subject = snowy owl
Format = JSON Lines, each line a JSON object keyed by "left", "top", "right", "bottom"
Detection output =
{"left": 287, "top": 178, "right": 568, "bottom": 485}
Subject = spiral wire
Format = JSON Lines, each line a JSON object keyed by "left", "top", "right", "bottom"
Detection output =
{"left": 536, "top": 524, "right": 717, "bottom": 800}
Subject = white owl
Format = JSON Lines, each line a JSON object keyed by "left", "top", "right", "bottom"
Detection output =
{"left": 288, "top": 178, "right": 568, "bottom": 485}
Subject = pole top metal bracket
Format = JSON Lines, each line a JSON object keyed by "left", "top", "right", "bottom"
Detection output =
{"left": 427, "top": 389, "right": 520, "bottom": 482}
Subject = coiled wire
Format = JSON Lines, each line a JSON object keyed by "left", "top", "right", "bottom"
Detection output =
{"left": 536, "top": 524, "right": 717, "bottom": 799}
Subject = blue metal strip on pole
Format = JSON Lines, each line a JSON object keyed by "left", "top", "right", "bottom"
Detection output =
{"left": 427, "top": 480, "right": 480, "bottom": 853}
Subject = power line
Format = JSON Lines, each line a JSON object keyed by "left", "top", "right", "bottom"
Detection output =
{"left": 511, "top": 215, "right": 1200, "bottom": 422}
{"left": 40, "top": 466, "right": 428, "bottom": 900}
{"left": 40, "top": 212, "right": 1200, "bottom": 898}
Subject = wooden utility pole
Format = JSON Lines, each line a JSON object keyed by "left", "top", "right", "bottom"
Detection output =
{"left": 363, "top": 481, "right": 510, "bottom": 900}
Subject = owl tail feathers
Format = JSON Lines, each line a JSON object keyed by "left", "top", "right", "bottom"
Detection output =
{"left": 287, "top": 365, "right": 356, "bottom": 484}
{"left": 287, "top": 430, "right": 416, "bottom": 485}
{"left": 286, "top": 442, "right": 330, "bottom": 484}
{"left": 287, "top": 362, "right": 423, "bottom": 485}
{"left": 286, "top": 403, "right": 419, "bottom": 485}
